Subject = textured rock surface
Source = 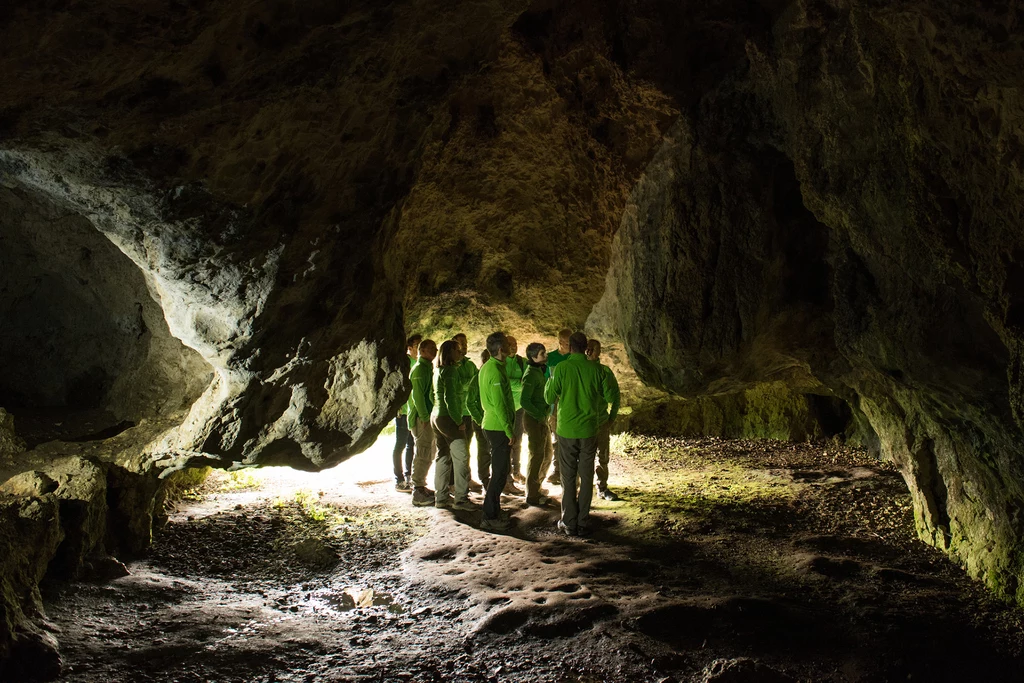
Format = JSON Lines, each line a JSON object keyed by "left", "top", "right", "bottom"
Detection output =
{"left": 596, "top": 2, "right": 1024, "bottom": 602}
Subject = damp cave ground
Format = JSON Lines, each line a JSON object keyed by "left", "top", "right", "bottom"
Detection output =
{"left": 43, "top": 435, "right": 1024, "bottom": 682}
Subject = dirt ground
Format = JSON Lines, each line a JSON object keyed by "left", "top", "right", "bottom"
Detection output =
{"left": 43, "top": 435, "right": 1024, "bottom": 682}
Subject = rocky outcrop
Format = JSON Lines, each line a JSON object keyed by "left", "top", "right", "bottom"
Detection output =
{"left": 597, "top": 2, "right": 1024, "bottom": 602}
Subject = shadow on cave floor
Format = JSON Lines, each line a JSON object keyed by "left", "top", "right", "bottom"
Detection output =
{"left": 44, "top": 436, "right": 1024, "bottom": 682}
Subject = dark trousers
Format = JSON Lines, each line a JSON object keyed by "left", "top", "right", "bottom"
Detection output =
{"left": 558, "top": 436, "right": 597, "bottom": 532}
{"left": 392, "top": 415, "right": 414, "bottom": 483}
{"left": 483, "top": 430, "right": 511, "bottom": 520}
{"left": 510, "top": 408, "right": 525, "bottom": 476}
{"left": 473, "top": 420, "right": 492, "bottom": 485}
{"left": 595, "top": 421, "right": 611, "bottom": 489}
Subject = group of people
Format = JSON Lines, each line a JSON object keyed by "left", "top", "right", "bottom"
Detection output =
{"left": 391, "top": 328, "right": 620, "bottom": 535}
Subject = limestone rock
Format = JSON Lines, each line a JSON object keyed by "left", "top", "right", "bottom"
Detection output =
{"left": 0, "top": 409, "right": 23, "bottom": 464}
{"left": 597, "top": 1, "right": 1024, "bottom": 603}
{"left": 700, "top": 658, "right": 794, "bottom": 683}
{"left": 0, "top": 472, "right": 57, "bottom": 499}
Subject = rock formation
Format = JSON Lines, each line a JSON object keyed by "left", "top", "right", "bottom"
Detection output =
{"left": 1, "top": 0, "right": 1023, "bottom": 675}
{"left": 594, "top": 1, "right": 1024, "bottom": 603}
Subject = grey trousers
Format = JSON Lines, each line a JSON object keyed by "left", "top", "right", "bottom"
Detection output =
{"left": 524, "top": 413, "right": 553, "bottom": 501}
{"left": 411, "top": 418, "right": 436, "bottom": 488}
{"left": 473, "top": 420, "right": 493, "bottom": 485}
{"left": 595, "top": 421, "right": 611, "bottom": 490}
{"left": 433, "top": 415, "right": 470, "bottom": 504}
{"left": 558, "top": 435, "right": 597, "bottom": 532}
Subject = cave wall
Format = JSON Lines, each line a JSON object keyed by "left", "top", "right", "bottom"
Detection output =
{"left": 596, "top": 1, "right": 1024, "bottom": 602}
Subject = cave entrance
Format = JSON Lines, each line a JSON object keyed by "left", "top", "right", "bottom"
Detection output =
{"left": 0, "top": 187, "right": 212, "bottom": 448}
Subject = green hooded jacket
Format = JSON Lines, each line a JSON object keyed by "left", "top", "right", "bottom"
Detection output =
{"left": 399, "top": 354, "right": 415, "bottom": 416}
{"left": 435, "top": 365, "right": 466, "bottom": 422}
{"left": 459, "top": 358, "right": 483, "bottom": 424}
{"left": 504, "top": 355, "right": 526, "bottom": 410}
{"left": 545, "top": 348, "right": 569, "bottom": 379}
{"left": 478, "top": 357, "right": 515, "bottom": 439}
{"left": 406, "top": 357, "right": 435, "bottom": 427}
{"left": 543, "top": 353, "right": 614, "bottom": 439}
{"left": 520, "top": 363, "right": 550, "bottom": 424}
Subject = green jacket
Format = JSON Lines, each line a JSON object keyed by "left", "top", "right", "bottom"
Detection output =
{"left": 399, "top": 354, "right": 415, "bottom": 416}
{"left": 406, "top": 358, "right": 435, "bottom": 427}
{"left": 594, "top": 362, "right": 620, "bottom": 425}
{"left": 546, "top": 349, "right": 569, "bottom": 379}
{"left": 479, "top": 357, "right": 515, "bottom": 439}
{"left": 520, "top": 363, "right": 550, "bottom": 424}
{"left": 434, "top": 365, "right": 466, "bottom": 422}
{"left": 504, "top": 355, "right": 526, "bottom": 410}
{"left": 459, "top": 358, "right": 482, "bottom": 424}
{"left": 543, "top": 353, "right": 614, "bottom": 439}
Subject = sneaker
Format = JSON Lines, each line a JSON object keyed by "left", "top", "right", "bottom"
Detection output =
{"left": 526, "top": 495, "right": 550, "bottom": 507}
{"left": 512, "top": 471, "right": 526, "bottom": 484}
{"left": 556, "top": 521, "right": 576, "bottom": 536}
{"left": 395, "top": 480, "right": 412, "bottom": 492}
{"left": 502, "top": 481, "right": 524, "bottom": 496}
{"left": 468, "top": 480, "right": 483, "bottom": 493}
{"left": 435, "top": 498, "right": 454, "bottom": 509}
{"left": 546, "top": 474, "right": 561, "bottom": 486}
{"left": 452, "top": 500, "right": 479, "bottom": 511}
{"left": 597, "top": 488, "right": 619, "bottom": 501}
{"left": 412, "top": 487, "right": 435, "bottom": 507}
{"left": 480, "top": 516, "right": 511, "bottom": 532}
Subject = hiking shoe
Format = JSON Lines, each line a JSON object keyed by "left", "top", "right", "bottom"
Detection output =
{"left": 395, "top": 479, "right": 412, "bottom": 492}
{"left": 546, "top": 474, "right": 561, "bottom": 486}
{"left": 512, "top": 471, "right": 526, "bottom": 484}
{"left": 435, "top": 498, "right": 454, "bottom": 509}
{"left": 526, "top": 495, "right": 550, "bottom": 507}
{"left": 468, "top": 480, "right": 483, "bottom": 493}
{"left": 453, "top": 500, "right": 479, "bottom": 511}
{"left": 556, "top": 521, "right": 576, "bottom": 536}
{"left": 412, "top": 487, "right": 435, "bottom": 507}
{"left": 502, "top": 481, "right": 524, "bottom": 496}
{"left": 480, "top": 516, "right": 511, "bottom": 532}
{"left": 597, "top": 488, "right": 619, "bottom": 501}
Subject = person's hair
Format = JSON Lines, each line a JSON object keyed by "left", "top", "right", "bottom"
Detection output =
{"left": 525, "top": 342, "right": 546, "bottom": 362}
{"left": 586, "top": 338, "right": 601, "bottom": 355}
{"left": 453, "top": 333, "right": 467, "bottom": 343}
{"left": 407, "top": 334, "right": 422, "bottom": 347}
{"left": 569, "top": 331, "right": 588, "bottom": 354}
{"left": 437, "top": 340, "right": 459, "bottom": 367}
{"left": 480, "top": 349, "right": 490, "bottom": 363}
{"left": 486, "top": 331, "right": 506, "bottom": 356}
{"left": 418, "top": 339, "right": 436, "bottom": 356}
{"left": 558, "top": 328, "right": 572, "bottom": 341}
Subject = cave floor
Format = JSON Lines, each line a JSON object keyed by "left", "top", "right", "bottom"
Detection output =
{"left": 44, "top": 435, "right": 1024, "bottom": 683}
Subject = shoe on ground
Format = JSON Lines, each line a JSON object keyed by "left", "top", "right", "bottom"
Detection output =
{"left": 526, "top": 495, "right": 550, "bottom": 507}
{"left": 468, "top": 480, "right": 483, "bottom": 493}
{"left": 435, "top": 498, "right": 454, "bottom": 509}
{"left": 512, "top": 472, "right": 526, "bottom": 484}
{"left": 480, "top": 515, "right": 511, "bottom": 532}
{"left": 412, "top": 487, "right": 435, "bottom": 507}
{"left": 452, "top": 500, "right": 479, "bottom": 511}
{"left": 395, "top": 480, "right": 412, "bottom": 492}
{"left": 556, "top": 520, "right": 576, "bottom": 536}
{"left": 597, "top": 488, "right": 619, "bottom": 501}
{"left": 546, "top": 474, "right": 561, "bottom": 486}
{"left": 502, "top": 481, "right": 524, "bottom": 496}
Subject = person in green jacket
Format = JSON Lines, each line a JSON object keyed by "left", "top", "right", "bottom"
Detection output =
{"left": 504, "top": 335, "right": 526, "bottom": 493}
{"left": 432, "top": 340, "right": 475, "bottom": 510}
{"left": 544, "top": 328, "right": 572, "bottom": 485}
{"left": 393, "top": 333, "right": 421, "bottom": 491}
{"left": 587, "top": 338, "right": 621, "bottom": 501}
{"left": 478, "top": 331, "right": 516, "bottom": 531}
{"left": 406, "top": 339, "right": 437, "bottom": 507}
{"left": 521, "top": 342, "right": 553, "bottom": 506}
{"left": 543, "top": 332, "right": 616, "bottom": 536}
{"left": 468, "top": 348, "right": 493, "bottom": 486}
{"left": 454, "top": 333, "right": 485, "bottom": 494}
